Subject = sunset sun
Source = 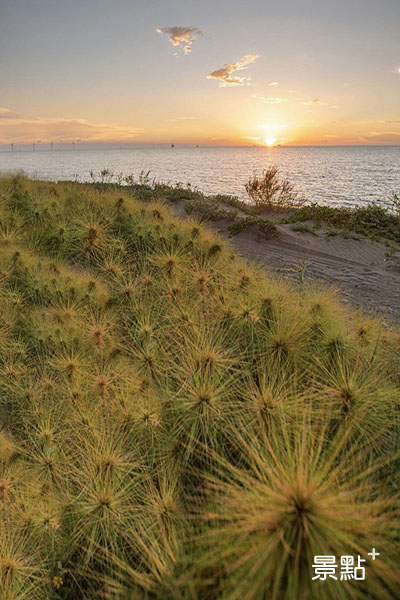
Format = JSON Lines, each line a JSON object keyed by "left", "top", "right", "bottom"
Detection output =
{"left": 265, "top": 136, "right": 277, "bottom": 147}
{"left": 259, "top": 123, "right": 285, "bottom": 147}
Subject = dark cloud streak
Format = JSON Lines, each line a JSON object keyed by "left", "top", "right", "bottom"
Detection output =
{"left": 156, "top": 26, "right": 203, "bottom": 54}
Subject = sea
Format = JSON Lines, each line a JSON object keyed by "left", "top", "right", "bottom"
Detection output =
{"left": 0, "top": 145, "right": 399, "bottom": 209}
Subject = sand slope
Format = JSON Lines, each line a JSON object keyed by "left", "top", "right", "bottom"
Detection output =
{"left": 167, "top": 199, "right": 400, "bottom": 321}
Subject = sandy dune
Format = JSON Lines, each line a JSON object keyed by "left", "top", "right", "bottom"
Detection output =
{"left": 167, "top": 199, "right": 400, "bottom": 322}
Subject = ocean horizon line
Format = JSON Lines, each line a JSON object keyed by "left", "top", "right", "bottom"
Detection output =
{"left": 1, "top": 143, "right": 400, "bottom": 152}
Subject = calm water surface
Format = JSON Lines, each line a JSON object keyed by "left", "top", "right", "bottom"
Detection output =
{"left": 0, "top": 146, "right": 399, "bottom": 209}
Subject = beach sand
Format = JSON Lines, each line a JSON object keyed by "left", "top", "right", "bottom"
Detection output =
{"left": 167, "top": 198, "right": 400, "bottom": 322}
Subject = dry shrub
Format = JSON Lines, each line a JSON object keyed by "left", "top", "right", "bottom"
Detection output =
{"left": 245, "top": 166, "right": 305, "bottom": 211}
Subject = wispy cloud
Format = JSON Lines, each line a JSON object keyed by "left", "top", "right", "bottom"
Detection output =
{"left": 268, "top": 82, "right": 279, "bottom": 87}
{"left": 167, "top": 116, "right": 196, "bottom": 122}
{"left": 207, "top": 53, "right": 259, "bottom": 87}
{"left": 156, "top": 26, "right": 203, "bottom": 54}
{"left": 0, "top": 107, "right": 21, "bottom": 119}
{"left": 253, "top": 94, "right": 288, "bottom": 104}
{"left": 301, "top": 98, "right": 338, "bottom": 109}
{"left": 302, "top": 98, "right": 321, "bottom": 106}
{"left": 0, "top": 115, "right": 143, "bottom": 143}
{"left": 264, "top": 98, "right": 287, "bottom": 104}
{"left": 363, "top": 132, "right": 400, "bottom": 143}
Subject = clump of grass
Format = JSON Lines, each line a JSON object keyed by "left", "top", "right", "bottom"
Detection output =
{"left": 228, "top": 216, "right": 279, "bottom": 239}
{"left": 184, "top": 196, "right": 236, "bottom": 221}
{"left": 384, "top": 240, "right": 398, "bottom": 258}
{"left": 388, "top": 191, "right": 400, "bottom": 218}
{"left": 197, "top": 418, "right": 400, "bottom": 600}
{"left": 290, "top": 222, "right": 317, "bottom": 235}
{"left": 0, "top": 174, "right": 398, "bottom": 599}
{"left": 245, "top": 166, "right": 305, "bottom": 212}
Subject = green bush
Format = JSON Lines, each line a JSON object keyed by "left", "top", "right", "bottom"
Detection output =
{"left": 228, "top": 216, "right": 279, "bottom": 239}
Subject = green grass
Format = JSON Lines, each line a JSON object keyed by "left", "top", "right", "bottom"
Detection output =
{"left": 280, "top": 203, "right": 400, "bottom": 243}
{"left": 290, "top": 222, "right": 318, "bottom": 235}
{"left": 228, "top": 215, "right": 279, "bottom": 239}
{"left": 184, "top": 196, "right": 237, "bottom": 221}
{"left": 0, "top": 175, "right": 399, "bottom": 599}
{"left": 84, "top": 170, "right": 400, "bottom": 245}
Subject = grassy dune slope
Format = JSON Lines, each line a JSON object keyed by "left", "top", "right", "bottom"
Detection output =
{"left": 0, "top": 175, "right": 399, "bottom": 599}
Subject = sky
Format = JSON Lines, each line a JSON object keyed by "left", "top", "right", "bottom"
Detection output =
{"left": 0, "top": 0, "right": 399, "bottom": 147}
